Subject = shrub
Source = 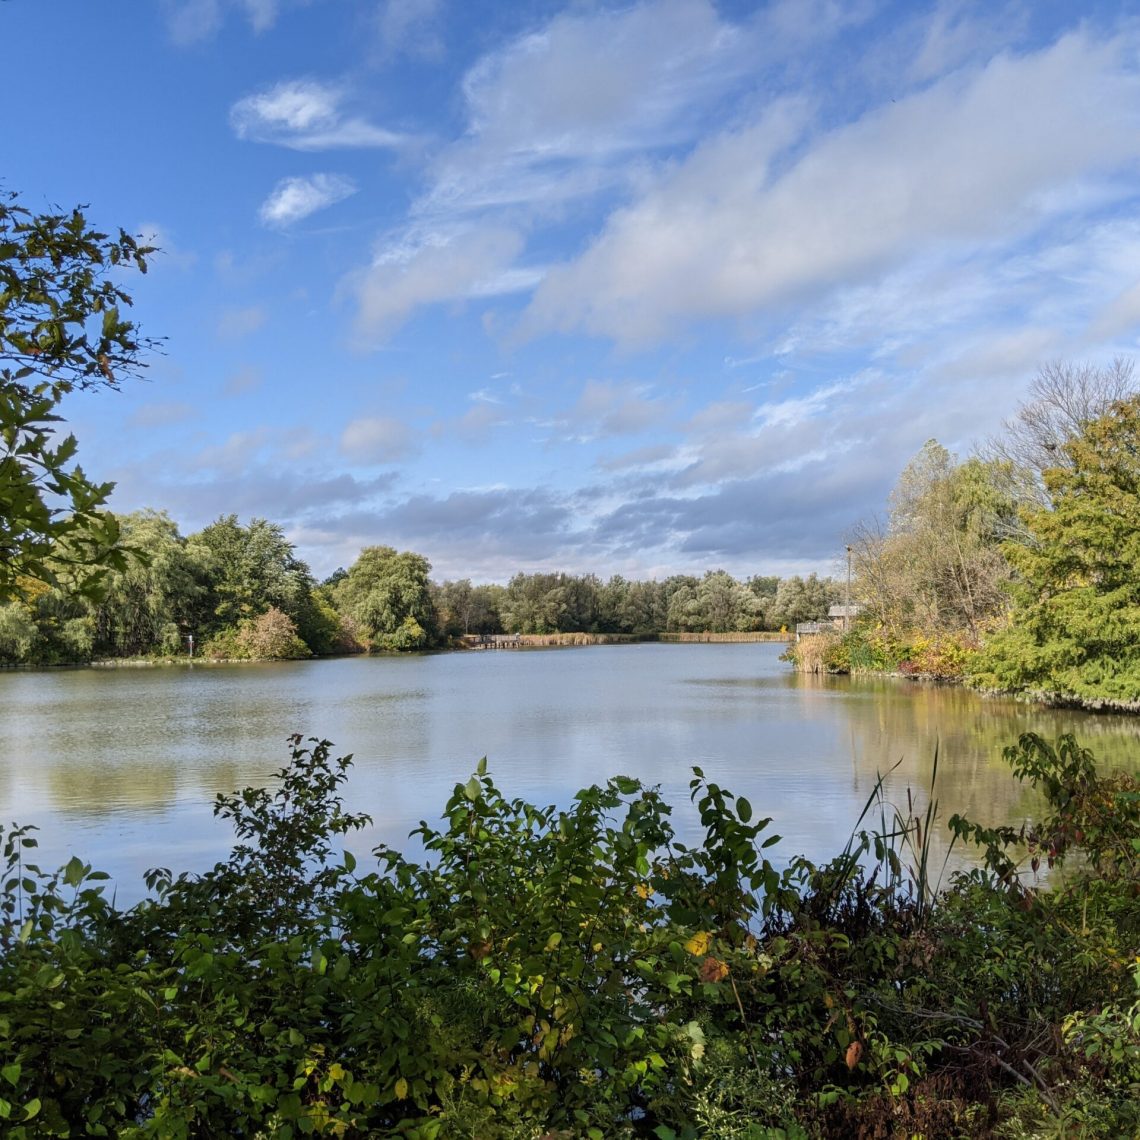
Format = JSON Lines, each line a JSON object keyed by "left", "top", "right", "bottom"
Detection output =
{"left": 1, "top": 733, "right": 1137, "bottom": 1136}
{"left": 203, "top": 607, "right": 311, "bottom": 660}
{"left": 237, "top": 607, "right": 311, "bottom": 659}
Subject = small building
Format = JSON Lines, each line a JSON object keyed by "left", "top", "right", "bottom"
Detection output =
{"left": 795, "top": 604, "right": 862, "bottom": 639}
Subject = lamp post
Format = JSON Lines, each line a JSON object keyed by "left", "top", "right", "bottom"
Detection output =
{"left": 845, "top": 545, "right": 852, "bottom": 632}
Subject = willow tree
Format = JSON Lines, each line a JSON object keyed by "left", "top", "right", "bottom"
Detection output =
{"left": 334, "top": 546, "right": 435, "bottom": 650}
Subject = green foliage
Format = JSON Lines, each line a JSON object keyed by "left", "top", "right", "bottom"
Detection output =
{"left": 193, "top": 515, "right": 315, "bottom": 635}
{"left": 0, "top": 190, "right": 157, "bottom": 601}
{"left": 973, "top": 395, "right": 1140, "bottom": 703}
{"left": 203, "top": 607, "right": 312, "bottom": 660}
{"left": 666, "top": 571, "right": 765, "bottom": 633}
{"left": 816, "top": 623, "right": 978, "bottom": 679}
{"left": 949, "top": 732, "right": 1140, "bottom": 888}
{"left": 334, "top": 545, "right": 435, "bottom": 650}
{"left": 432, "top": 578, "right": 504, "bottom": 638}
{"left": 0, "top": 389, "right": 128, "bottom": 601}
{"left": 91, "top": 510, "right": 208, "bottom": 657}
{"left": 767, "top": 573, "right": 840, "bottom": 630}
{"left": 0, "top": 190, "right": 156, "bottom": 397}
{"left": 851, "top": 442, "right": 1015, "bottom": 645}
{"left": 2, "top": 733, "right": 1137, "bottom": 1136}
{"left": 0, "top": 598, "right": 37, "bottom": 661}
{"left": 1060, "top": 960, "right": 1140, "bottom": 1133}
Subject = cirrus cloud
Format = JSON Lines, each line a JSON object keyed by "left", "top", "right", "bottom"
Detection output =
{"left": 231, "top": 78, "right": 407, "bottom": 150}
{"left": 258, "top": 173, "right": 357, "bottom": 227}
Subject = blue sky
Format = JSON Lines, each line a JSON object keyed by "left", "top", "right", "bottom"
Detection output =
{"left": 6, "top": 0, "right": 1140, "bottom": 582}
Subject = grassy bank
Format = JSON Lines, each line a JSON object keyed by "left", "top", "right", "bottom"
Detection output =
{"left": 786, "top": 627, "right": 978, "bottom": 682}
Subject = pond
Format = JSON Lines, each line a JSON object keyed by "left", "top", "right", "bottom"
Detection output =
{"left": 2, "top": 643, "right": 1138, "bottom": 899}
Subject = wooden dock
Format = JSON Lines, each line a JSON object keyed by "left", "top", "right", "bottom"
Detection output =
{"left": 461, "top": 634, "right": 524, "bottom": 650}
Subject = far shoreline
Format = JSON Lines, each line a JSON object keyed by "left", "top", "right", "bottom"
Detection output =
{"left": 0, "top": 630, "right": 794, "bottom": 672}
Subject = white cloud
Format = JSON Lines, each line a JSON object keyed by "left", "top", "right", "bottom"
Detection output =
{"left": 421, "top": 0, "right": 752, "bottom": 220}
{"left": 560, "top": 380, "right": 671, "bottom": 439}
{"left": 1089, "top": 281, "right": 1140, "bottom": 343}
{"left": 223, "top": 365, "right": 263, "bottom": 396}
{"left": 453, "top": 403, "right": 508, "bottom": 443}
{"left": 353, "top": 226, "right": 526, "bottom": 339}
{"left": 351, "top": 0, "right": 769, "bottom": 337}
{"left": 128, "top": 402, "right": 199, "bottom": 429}
{"left": 231, "top": 79, "right": 406, "bottom": 150}
{"left": 258, "top": 173, "right": 358, "bottom": 227}
{"left": 340, "top": 416, "right": 417, "bottom": 464}
{"left": 193, "top": 428, "right": 274, "bottom": 476}
{"left": 522, "top": 29, "right": 1140, "bottom": 344}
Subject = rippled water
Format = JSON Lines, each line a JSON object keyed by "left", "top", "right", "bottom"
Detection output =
{"left": 2, "top": 643, "right": 1138, "bottom": 899}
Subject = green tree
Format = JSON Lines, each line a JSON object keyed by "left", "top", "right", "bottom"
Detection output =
{"left": 193, "top": 515, "right": 313, "bottom": 631}
{"left": 769, "top": 573, "right": 839, "bottom": 629}
{"left": 694, "top": 570, "right": 763, "bottom": 632}
{"left": 851, "top": 441, "right": 1014, "bottom": 638}
{"left": 433, "top": 578, "right": 503, "bottom": 637}
{"left": 0, "top": 595, "right": 37, "bottom": 662}
{"left": 91, "top": 510, "right": 209, "bottom": 656}
{"left": 334, "top": 545, "right": 434, "bottom": 650}
{"left": 0, "top": 191, "right": 156, "bottom": 598}
{"left": 974, "top": 395, "right": 1140, "bottom": 702}
{"left": 500, "top": 572, "right": 567, "bottom": 634}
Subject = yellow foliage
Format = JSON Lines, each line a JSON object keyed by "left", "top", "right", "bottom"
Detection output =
{"left": 685, "top": 931, "right": 712, "bottom": 956}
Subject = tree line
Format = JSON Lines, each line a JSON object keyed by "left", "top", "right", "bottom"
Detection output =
{"left": 9, "top": 189, "right": 1137, "bottom": 703}
{"left": 0, "top": 511, "right": 841, "bottom": 664}
{"left": 0, "top": 188, "right": 845, "bottom": 666}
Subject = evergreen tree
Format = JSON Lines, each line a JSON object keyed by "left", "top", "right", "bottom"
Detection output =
{"left": 974, "top": 395, "right": 1140, "bottom": 702}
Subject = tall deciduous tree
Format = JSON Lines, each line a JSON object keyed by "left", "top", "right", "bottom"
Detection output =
{"left": 193, "top": 515, "right": 314, "bottom": 633}
{"left": 768, "top": 573, "right": 839, "bottom": 629}
{"left": 91, "top": 510, "right": 209, "bottom": 656}
{"left": 851, "top": 441, "right": 1014, "bottom": 637}
{"left": 0, "top": 191, "right": 157, "bottom": 598}
{"left": 334, "top": 546, "right": 434, "bottom": 650}
{"left": 984, "top": 357, "right": 1136, "bottom": 510}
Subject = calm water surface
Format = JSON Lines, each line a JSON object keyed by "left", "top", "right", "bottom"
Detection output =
{"left": 2, "top": 643, "right": 1139, "bottom": 897}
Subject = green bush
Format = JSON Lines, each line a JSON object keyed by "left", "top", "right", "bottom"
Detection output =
{"left": 1, "top": 733, "right": 1137, "bottom": 1137}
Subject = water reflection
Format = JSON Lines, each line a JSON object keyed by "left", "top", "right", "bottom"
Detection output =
{"left": 48, "top": 762, "right": 178, "bottom": 817}
{"left": 0, "top": 645, "right": 1137, "bottom": 901}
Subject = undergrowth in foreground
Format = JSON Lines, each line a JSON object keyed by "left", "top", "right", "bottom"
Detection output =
{"left": 1, "top": 734, "right": 1138, "bottom": 1138}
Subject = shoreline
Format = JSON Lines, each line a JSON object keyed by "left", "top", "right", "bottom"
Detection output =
{"left": 807, "top": 662, "right": 1140, "bottom": 716}
{"left": 1, "top": 632, "right": 793, "bottom": 671}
